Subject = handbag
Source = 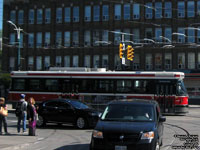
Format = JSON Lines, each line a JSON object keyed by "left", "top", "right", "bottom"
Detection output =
{"left": 0, "top": 106, "right": 8, "bottom": 117}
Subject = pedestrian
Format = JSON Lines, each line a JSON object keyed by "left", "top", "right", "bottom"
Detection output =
{"left": 27, "top": 97, "right": 37, "bottom": 136}
{"left": 16, "top": 94, "right": 28, "bottom": 133}
{"left": 0, "top": 97, "right": 9, "bottom": 135}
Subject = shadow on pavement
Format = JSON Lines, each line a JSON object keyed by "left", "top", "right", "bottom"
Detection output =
{"left": 55, "top": 144, "right": 89, "bottom": 150}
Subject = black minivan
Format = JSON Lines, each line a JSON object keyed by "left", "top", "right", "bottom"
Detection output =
{"left": 90, "top": 99, "right": 166, "bottom": 150}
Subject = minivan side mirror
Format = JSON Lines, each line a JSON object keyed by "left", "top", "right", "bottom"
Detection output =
{"left": 159, "top": 116, "right": 166, "bottom": 122}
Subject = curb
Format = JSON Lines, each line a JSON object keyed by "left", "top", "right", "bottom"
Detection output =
{"left": 2, "top": 143, "right": 30, "bottom": 150}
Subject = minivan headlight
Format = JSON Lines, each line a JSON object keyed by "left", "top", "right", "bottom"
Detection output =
{"left": 141, "top": 131, "right": 154, "bottom": 140}
{"left": 92, "top": 130, "right": 103, "bottom": 139}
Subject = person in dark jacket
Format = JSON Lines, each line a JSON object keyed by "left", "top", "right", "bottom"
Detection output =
{"left": 0, "top": 97, "right": 9, "bottom": 135}
{"left": 27, "top": 97, "right": 37, "bottom": 136}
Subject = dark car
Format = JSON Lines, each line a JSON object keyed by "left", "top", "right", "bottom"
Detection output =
{"left": 36, "top": 99, "right": 100, "bottom": 129}
{"left": 90, "top": 99, "right": 166, "bottom": 150}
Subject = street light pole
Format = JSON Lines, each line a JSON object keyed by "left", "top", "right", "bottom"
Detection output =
{"left": 7, "top": 20, "right": 23, "bottom": 70}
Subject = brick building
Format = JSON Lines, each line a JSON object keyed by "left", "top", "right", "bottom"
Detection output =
{"left": 2, "top": 0, "right": 200, "bottom": 98}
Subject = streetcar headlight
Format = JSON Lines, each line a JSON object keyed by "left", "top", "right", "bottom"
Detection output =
{"left": 141, "top": 131, "right": 154, "bottom": 140}
{"left": 92, "top": 130, "right": 103, "bottom": 139}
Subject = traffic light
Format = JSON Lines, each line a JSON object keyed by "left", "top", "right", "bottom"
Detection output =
{"left": 119, "top": 43, "right": 124, "bottom": 59}
{"left": 127, "top": 45, "right": 134, "bottom": 61}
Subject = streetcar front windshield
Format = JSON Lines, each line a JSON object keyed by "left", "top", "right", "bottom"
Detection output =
{"left": 176, "top": 80, "right": 188, "bottom": 96}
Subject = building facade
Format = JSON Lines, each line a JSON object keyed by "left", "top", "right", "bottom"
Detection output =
{"left": 2, "top": 0, "right": 200, "bottom": 97}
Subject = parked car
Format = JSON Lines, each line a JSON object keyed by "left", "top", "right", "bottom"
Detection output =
{"left": 36, "top": 99, "right": 100, "bottom": 129}
{"left": 90, "top": 99, "right": 166, "bottom": 150}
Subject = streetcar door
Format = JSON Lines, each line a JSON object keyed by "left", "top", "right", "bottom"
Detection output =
{"left": 63, "top": 79, "right": 71, "bottom": 96}
{"left": 155, "top": 81, "right": 175, "bottom": 113}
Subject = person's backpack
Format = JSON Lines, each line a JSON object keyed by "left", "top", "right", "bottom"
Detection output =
{"left": 15, "top": 101, "right": 24, "bottom": 117}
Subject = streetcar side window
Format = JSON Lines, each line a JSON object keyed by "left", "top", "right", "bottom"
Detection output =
{"left": 44, "top": 79, "right": 60, "bottom": 91}
{"left": 12, "top": 79, "right": 26, "bottom": 91}
{"left": 116, "top": 80, "right": 132, "bottom": 93}
{"left": 29, "top": 79, "right": 43, "bottom": 91}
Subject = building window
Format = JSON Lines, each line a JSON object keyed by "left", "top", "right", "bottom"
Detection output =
{"left": 19, "top": 33, "right": 23, "bottom": 48}
{"left": 56, "top": 32, "right": 62, "bottom": 48}
{"left": 114, "top": 4, "right": 121, "bottom": 20}
{"left": 133, "top": 3, "right": 140, "bottom": 19}
{"left": 56, "top": 8, "right": 62, "bottom": 23}
{"left": 9, "top": 57, "right": 15, "bottom": 71}
{"left": 164, "top": 28, "right": 172, "bottom": 43}
{"left": 165, "top": 53, "right": 172, "bottom": 70}
{"left": 9, "top": 33, "right": 15, "bottom": 45}
{"left": 132, "top": 54, "right": 140, "bottom": 70}
{"left": 198, "top": 53, "right": 200, "bottom": 69}
{"left": 187, "top": 1, "right": 195, "bottom": 18}
{"left": 93, "top": 5, "right": 100, "bottom": 21}
{"left": 36, "top": 32, "right": 42, "bottom": 48}
{"left": 155, "top": 28, "right": 162, "bottom": 42}
{"left": 164, "top": 2, "right": 172, "bottom": 18}
{"left": 45, "top": 8, "right": 51, "bottom": 24}
{"left": 178, "top": 53, "right": 185, "bottom": 69}
{"left": 28, "top": 56, "right": 34, "bottom": 70}
{"left": 102, "top": 55, "right": 109, "bottom": 68}
{"left": 44, "top": 56, "right": 50, "bottom": 70}
{"left": 155, "top": 2, "right": 162, "bottom": 19}
{"left": 36, "top": 56, "right": 42, "bottom": 70}
{"left": 197, "top": 1, "right": 200, "bottom": 16}
{"left": 124, "top": 29, "right": 130, "bottom": 41}
{"left": 114, "top": 29, "right": 121, "bottom": 45}
{"left": 102, "top": 30, "right": 109, "bottom": 45}
{"left": 28, "top": 33, "right": 34, "bottom": 48}
{"left": 145, "top": 3, "right": 153, "bottom": 19}
{"left": 188, "top": 28, "right": 195, "bottom": 43}
{"left": 124, "top": 4, "right": 130, "bottom": 20}
{"left": 37, "top": 9, "right": 43, "bottom": 24}
{"left": 65, "top": 7, "right": 71, "bottom": 22}
{"left": 133, "top": 29, "right": 140, "bottom": 43}
{"left": 64, "top": 31, "right": 70, "bottom": 47}
{"left": 177, "top": 28, "right": 185, "bottom": 43}
{"left": 73, "top": 55, "right": 79, "bottom": 67}
{"left": 85, "top": 6, "right": 91, "bottom": 22}
{"left": 114, "top": 54, "right": 121, "bottom": 70}
{"left": 178, "top": 2, "right": 185, "bottom": 18}
{"left": 64, "top": 56, "right": 70, "bottom": 67}
{"left": 102, "top": 5, "right": 109, "bottom": 21}
{"left": 84, "top": 55, "right": 91, "bottom": 68}
{"left": 29, "top": 9, "right": 34, "bottom": 24}
{"left": 155, "top": 53, "right": 162, "bottom": 70}
{"left": 18, "top": 10, "right": 24, "bottom": 24}
{"left": 188, "top": 52, "right": 195, "bottom": 69}
{"left": 10, "top": 10, "right": 16, "bottom": 23}
{"left": 72, "top": 31, "right": 79, "bottom": 47}
{"left": 56, "top": 56, "right": 62, "bottom": 67}
{"left": 44, "top": 32, "right": 50, "bottom": 48}
{"left": 145, "top": 28, "right": 153, "bottom": 41}
{"left": 73, "top": 6, "right": 79, "bottom": 22}
{"left": 145, "top": 54, "right": 153, "bottom": 70}
{"left": 93, "top": 30, "right": 100, "bottom": 46}
{"left": 84, "top": 30, "right": 91, "bottom": 46}
{"left": 93, "top": 55, "right": 100, "bottom": 68}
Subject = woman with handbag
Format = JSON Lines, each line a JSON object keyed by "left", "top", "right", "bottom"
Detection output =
{"left": 27, "top": 97, "right": 37, "bottom": 136}
{"left": 0, "top": 97, "right": 9, "bottom": 135}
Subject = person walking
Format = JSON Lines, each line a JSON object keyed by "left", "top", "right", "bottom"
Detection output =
{"left": 27, "top": 97, "right": 37, "bottom": 136}
{"left": 16, "top": 94, "right": 28, "bottom": 133}
{"left": 0, "top": 97, "right": 9, "bottom": 135}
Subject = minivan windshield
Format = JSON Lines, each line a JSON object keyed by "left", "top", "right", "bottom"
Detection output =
{"left": 101, "top": 104, "right": 155, "bottom": 122}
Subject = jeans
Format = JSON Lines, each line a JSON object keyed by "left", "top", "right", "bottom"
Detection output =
{"left": 0, "top": 115, "right": 8, "bottom": 133}
{"left": 17, "top": 112, "right": 27, "bottom": 132}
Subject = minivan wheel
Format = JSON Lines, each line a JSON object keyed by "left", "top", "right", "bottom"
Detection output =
{"left": 155, "top": 141, "right": 160, "bottom": 150}
{"left": 37, "top": 115, "right": 46, "bottom": 127}
{"left": 76, "top": 117, "right": 87, "bottom": 129}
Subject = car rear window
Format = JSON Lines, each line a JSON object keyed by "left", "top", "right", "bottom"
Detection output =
{"left": 101, "top": 104, "right": 155, "bottom": 122}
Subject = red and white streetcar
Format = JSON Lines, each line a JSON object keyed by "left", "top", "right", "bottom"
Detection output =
{"left": 8, "top": 67, "right": 189, "bottom": 114}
